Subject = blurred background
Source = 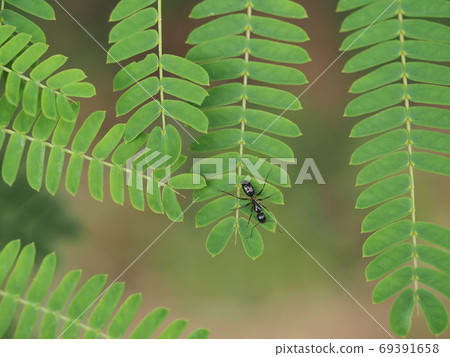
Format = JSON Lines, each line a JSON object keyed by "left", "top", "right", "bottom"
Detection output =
{"left": 1, "top": 0, "right": 449, "bottom": 338}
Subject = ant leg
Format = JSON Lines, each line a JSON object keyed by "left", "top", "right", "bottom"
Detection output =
{"left": 259, "top": 202, "right": 276, "bottom": 216}
{"left": 265, "top": 219, "right": 283, "bottom": 234}
{"left": 230, "top": 202, "right": 251, "bottom": 211}
{"left": 257, "top": 194, "right": 272, "bottom": 202}
{"left": 255, "top": 168, "right": 272, "bottom": 197}
{"left": 249, "top": 222, "right": 261, "bottom": 239}
{"left": 246, "top": 205, "right": 254, "bottom": 227}
{"left": 218, "top": 190, "right": 248, "bottom": 200}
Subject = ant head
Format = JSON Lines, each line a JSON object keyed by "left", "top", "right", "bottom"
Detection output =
{"left": 257, "top": 212, "right": 266, "bottom": 223}
{"left": 241, "top": 180, "right": 254, "bottom": 197}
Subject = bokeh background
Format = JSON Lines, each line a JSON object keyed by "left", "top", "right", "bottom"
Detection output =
{"left": 1, "top": 0, "right": 449, "bottom": 338}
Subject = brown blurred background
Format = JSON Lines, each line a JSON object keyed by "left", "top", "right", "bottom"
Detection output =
{"left": 3, "top": 0, "right": 449, "bottom": 338}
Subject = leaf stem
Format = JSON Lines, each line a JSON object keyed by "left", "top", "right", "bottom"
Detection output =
{"left": 398, "top": 5, "right": 419, "bottom": 296}
{"left": 0, "top": 127, "right": 183, "bottom": 197}
{"left": 235, "top": 3, "right": 253, "bottom": 237}
{"left": 0, "top": 64, "right": 75, "bottom": 102}
{"left": 0, "top": 289, "right": 110, "bottom": 338}
{"left": 157, "top": 0, "right": 166, "bottom": 131}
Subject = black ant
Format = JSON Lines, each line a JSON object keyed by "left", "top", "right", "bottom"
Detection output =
{"left": 222, "top": 171, "right": 278, "bottom": 238}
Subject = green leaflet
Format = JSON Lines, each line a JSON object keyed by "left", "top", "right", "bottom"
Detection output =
{"left": 88, "top": 159, "right": 104, "bottom": 202}
{"left": 404, "top": 41, "right": 450, "bottom": 62}
{"left": 45, "top": 146, "right": 65, "bottom": 195}
{"left": 26, "top": 140, "right": 46, "bottom": 191}
{"left": 108, "top": 294, "right": 142, "bottom": 338}
{"left": 196, "top": 196, "right": 235, "bottom": 228}
{"left": 350, "top": 107, "right": 406, "bottom": 137}
{"left": 340, "top": 20, "right": 399, "bottom": 51}
{"left": 249, "top": 39, "right": 311, "bottom": 64}
{"left": 252, "top": 0, "right": 307, "bottom": 19}
{"left": 238, "top": 217, "right": 264, "bottom": 260}
{"left": 409, "top": 107, "right": 450, "bottom": 130}
{"left": 403, "top": 19, "right": 450, "bottom": 44}
{"left": 416, "top": 268, "right": 450, "bottom": 299}
{"left": 190, "top": 0, "right": 247, "bottom": 19}
{"left": 356, "top": 151, "right": 410, "bottom": 186}
{"left": 412, "top": 152, "right": 450, "bottom": 177}
{"left": 340, "top": 0, "right": 450, "bottom": 337}
{"left": 72, "top": 111, "right": 106, "bottom": 153}
{"left": 350, "top": 129, "right": 408, "bottom": 165}
{"left": 161, "top": 54, "right": 209, "bottom": 85}
{"left": 340, "top": 0, "right": 398, "bottom": 32}
{"left": 417, "top": 245, "right": 450, "bottom": 275}
{"left": 406, "top": 62, "right": 450, "bottom": 86}
{"left": 188, "top": 0, "right": 310, "bottom": 258}
{"left": 161, "top": 77, "right": 208, "bottom": 106}
{"left": 92, "top": 124, "right": 126, "bottom": 161}
{"left": 251, "top": 16, "right": 309, "bottom": 43}
{"left": 363, "top": 220, "right": 413, "bottom": 257}
{"left": 12, "top": 42, "right": 48, "bottom": 73}
{"left": 47, "top": 69, "right": 86, "bottom": 90}
{"left": 130, "top": 307, "right": 168, "bottom": 338}
{"left": 168, "top": 174, "right": 206, "bottom": 190}
{"left": 372, "top": 266, "right": 414, "bottom": 304}
{"left": 411, "top": 130, "right": 450, "bottom": 155}
{"left": 345, "top": 84, "right": 405, "bottom": 117}
{"left": 248, "top": 62, "right": 307, "bottom": 86}
{"left": 415, "top": 222, "right": 450, "bottom": 251}
{"left": 206, "top": 217, "right": 236, "bottom": 257}
{"left": 187, "top": 14, "right": 247, "bottom": 44}
{"left": 124, "top": 101, "right": 161, "bottom": 142}
{"left": 146, "top": 125, "right": 181, "bottom": 168}
{"left": 1, "top": 10, "right": 46, "bottom": 43}
{"left": 66, "top": 154, "right": 84, "bottom": 196}
{"left": 356, "top": 174, "right": 411, "bottom": 209}
{"left": 389, "top": 289, "right": 414, "bottom": 337}
{"left": 162, "top": 185, "right": 183, "bottom": 222}
{"left": 350, "top": 63, "right": 403, "bottom": 94}
{"left": 107, "top": 30, "right": 158, "bottom": 63}
{"left": 6, "top": 0, "right": 55, "bottom": 20}
{"left": 417, "top": 289, "right": 449, "bottom": 335}
{"left": 62, "top": 83, "right": 95, "bottom": 99}
{"left": 109, "top": 8, "right": 158, "bottom": 43}
{"left": 2, "top": 132, "right": 26, "bottom": 186}
{"left": 365, "top": 243, "right": 413, "bottom": 281}
{"left": 163, "top": 100, "right": 208, "bottom": 133}
{"left": 114, "top": 54, "right": 159, "bottom": 91}
{"left": 158, "top": 319, "right": 188, "bottom": 339}
{"left": 362, "top": 197, "right": 412, "bottom": 233}
{"left": 116, "top": 77, "right": 159, "bottom": 116}
{"left": 343, "top": 41, "right": 401, "bottom": 73}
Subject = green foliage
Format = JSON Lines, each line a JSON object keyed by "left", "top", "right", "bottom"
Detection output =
{"left": 0, "top": 0, "right": 55, "bottom": 43}
{"left": 107, "top": 0, "right": 209, "bottom": 220}
{"left": 0, "top": 240, "right": 210, "bottom": 338}
{"left": 186, "top": 0, "right": 310, "bottom": 259}
{"left": 0, "top": 0, "right": 208, "bottom": 220}
{"left": 338, "top": 0, "right": 450, "bottom": 336}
